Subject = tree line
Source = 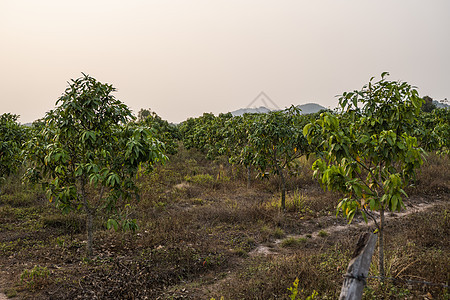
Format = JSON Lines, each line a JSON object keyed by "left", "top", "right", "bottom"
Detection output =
{"left": 1, "top": 73, "right": 449, "bottom": 278}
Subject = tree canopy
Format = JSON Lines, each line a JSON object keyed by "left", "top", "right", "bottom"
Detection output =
{"left": 24, "top": 74, "right": 167, "bottom": 256}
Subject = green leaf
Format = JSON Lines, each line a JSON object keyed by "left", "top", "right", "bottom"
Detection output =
{"left": 303, "top": 123, "right": 312, "bottom": 137}
{"left": 391, "top": 195, "right": 398, "bottom": 211}
{"left": 359, "top": 135, "right": 370, "bottom": 144}
{"left": 361, "top": 210, "right": 368, "bottom": 223}
{"left": 106, "top": 219, "right": 119, "bottom": 231}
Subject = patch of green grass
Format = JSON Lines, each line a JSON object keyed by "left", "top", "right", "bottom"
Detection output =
{"left": 318, "top": 230, "right": 328, "bottom": 237}
{"left": 286, "top": 190, "right": 312, "bottom": 214}
{"left": 191, "top": 198, "right": 204, "bottom": 205}
{"left": 41, "top": 212, "right": 85, "bottom": 234}
{"left": 0, "top": 191, "right": 36, "bottom": 207}
{"left": 20, "top": 265, "right": 50, "bottom": 290}
{"left": 232, "top": 248, "right": 248, "bottom": 257}
{"left": 280, "top": 237, "right": 307, "bottom": 248}
{"left": 185, "top": 174, "right": 215, "bottom": 186}
{"left": 0, "top": 240, "right": 20, "bottom": 256}
{"left": 4, "top": 288, "right": 17, "bottom": 298}
{"left": 264, "top": 190, "right": 313, "bottom": 214}
{"left": 273, "top": 227, "right": 285, "bottom": 239}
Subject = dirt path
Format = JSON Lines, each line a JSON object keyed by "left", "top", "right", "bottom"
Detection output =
{"left": 188, "top": 198, "right": 447, "bottom": 299}
{"left": 0, "top": 275, "right": 8, "bottom": 299}
{"left": 0, "top": 280, "right": 7, "bottom": 300}
{"left": 250, "top": 200, "right": 442, "bottom": 256}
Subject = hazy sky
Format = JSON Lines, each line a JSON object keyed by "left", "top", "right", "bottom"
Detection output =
{"left": 1, "top": 0, "right": 449, "bottom": 124}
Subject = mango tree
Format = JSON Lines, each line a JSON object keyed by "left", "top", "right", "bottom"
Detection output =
{"left": 179, "top": 112, "right": 234, "bottom": 160}
{"left": 137, "top": 108, "right": 180, "bottom": 155}
{"left": 0, "top": 113, "right": 27, "bottom": 188}
{"left": 248, "top": 107, "right": 311, "bottom": 211}
{"left": 221, "top": 114, "right": 256, "bottom": 188}
{"left": 303, "top": 73, "right": 424, "bottom": 278}
{"left": 24, "top": 74, "right": 166, "bottom": 257}
{"left": 415, "top": 108, "right": 450, "bottom": 153}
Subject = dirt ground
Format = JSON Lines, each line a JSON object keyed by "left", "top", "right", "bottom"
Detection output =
{"left": 0, "top": 152, "right": 448, "bottom": 299}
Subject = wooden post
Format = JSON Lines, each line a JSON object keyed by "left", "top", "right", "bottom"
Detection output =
{"left": 339, "top": 232, "right": 377, "bottom": 300}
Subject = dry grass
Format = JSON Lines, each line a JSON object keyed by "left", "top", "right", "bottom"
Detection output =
{"left": 410, "top": 152, "right": 450, "bottom": 196}
{"left": 0, "top": 147, "right": 448, "bottom": 299}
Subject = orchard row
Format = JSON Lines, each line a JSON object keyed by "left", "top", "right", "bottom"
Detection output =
{"left": 1, "top": 73, "right": 448, "bottom": 275}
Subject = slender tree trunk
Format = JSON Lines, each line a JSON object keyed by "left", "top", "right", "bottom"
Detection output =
{"left": 378, "top": 206, "right": 385, "bottom": 281}
{"left": 279, "top": 167, "right": 286, "bottom": 212}
{"left": 80, "top": 178, "right": 94, "bottom": 258}
{"left": 86, "top": 207, "right": 94, "bottom": 258}
{"left": 247, "top": 166, "right": 251, "bottom": 189}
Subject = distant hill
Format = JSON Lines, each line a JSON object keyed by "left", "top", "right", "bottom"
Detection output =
{"left": 433, "top": 100, "right": 449, "bottom": 109}
{"left": 229, "top": 103, "right": 327, "bottom": 116}
{"left": 296, "top": 103, "right": 327, "bottom": 114}
{"left": 229, "top": 106, "right": 272, "bottom": 116}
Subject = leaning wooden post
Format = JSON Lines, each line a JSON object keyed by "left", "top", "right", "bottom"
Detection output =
{"left": 339, "top": 232, "right": 377, "bottom": 300}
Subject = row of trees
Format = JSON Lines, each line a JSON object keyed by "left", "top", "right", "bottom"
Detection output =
{"left": 179, "top": 107, "right": 317, "bottom": 210}
{"left": 0, "top": 113, "right": 28, "bottom": 186}
{"left": 177, "top": 73, "right": 449, "bottom": 278}
{"left": 1, "top": 73, "right": 449, "bottom": 274}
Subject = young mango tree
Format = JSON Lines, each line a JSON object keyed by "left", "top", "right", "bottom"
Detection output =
{"left": 303, "top": 73, "right": 424, "bottom": 278}
{"left": 179, "top": 112, "right": 234, "bottom": 160}
{"left": 221, "top": 113, "right": 257, "bottom": 188}
{"left": 248, "top": 107, "right": 311, "bottom": 211}
{"left": 415, "top": 108, "right": 450, "bottom": 153}
{"left": 24, "top": 74, "right": 166, "bottom": 257}
{"left": 0, "top": 113, "right": 27, "bottom": 188}
{"left": 137, "top": 109, "right": 180, "bottom": 155}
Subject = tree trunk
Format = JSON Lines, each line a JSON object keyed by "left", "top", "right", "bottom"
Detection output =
{"left": 247, "top": 166, "right": 251, "bottom": 189}
{"left": 86, "top": 207, "right": 94, "bottom": 258}
{"left": 279, "top": 168, "right": 286, "bottom": 212}
{"left": 378, "top": 207, "right": 385, "bottom": 280}
{"left": 80, "top": 178, "right": 94, "bottom": 258}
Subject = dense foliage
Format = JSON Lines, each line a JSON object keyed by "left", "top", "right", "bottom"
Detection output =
{"left": 179, "top": 107, "right": 317, "bottom": 210}
{"left": 0, "top": 113, "right": 27, "bottom": 186}
{"left": 415, "top": 108, "right": 450, "bottom": 153}
{"left": 137, "top": 108, "right": 180, "bottom": 155}
{"left": 23, "top": 74, "right": 166, "bottom": 256}
{"left": 303, "top": 73, "right": 426, "bottom": 277}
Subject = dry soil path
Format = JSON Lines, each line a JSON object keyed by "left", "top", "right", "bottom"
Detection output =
{"left": 190, "top": 198, "right": 447, "bottom": 299}
{"left": 0, "top": 279, "right": 7, "bottom": 300}
{"left": 250, "top": 200, "right": 443, "bottom": 256}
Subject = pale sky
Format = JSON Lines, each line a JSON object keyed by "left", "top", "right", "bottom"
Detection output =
{"left": 1, "top": 0, "right": 449, "bottom": 124}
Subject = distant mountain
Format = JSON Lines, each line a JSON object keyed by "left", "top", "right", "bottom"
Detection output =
{"left": 229, "top": 103, "right": 327, "bottom": 116}
{"left": 296, "top": 103, "right": 327, "bottom": 114}
{"left": 229, "top": 106, "right": 272, "bottom": 116}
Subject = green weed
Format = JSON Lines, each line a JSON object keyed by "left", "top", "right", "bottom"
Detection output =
{"left": 318, "top": 230, "right": 328, "bottom": 237}
{"left": 184, "top": 174, "right": 215, "bottom": 186}
{"left": 281, "top": 237, "right": 307, "bottom": 248}
{"left": 288, "top": 278, "right": 318, "bottom": 300}
{"left": 273, "top": 227, "right": 285, "bottom": 239}
{"left": 20, "top": 265, "right": 50, "bottom": 290}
